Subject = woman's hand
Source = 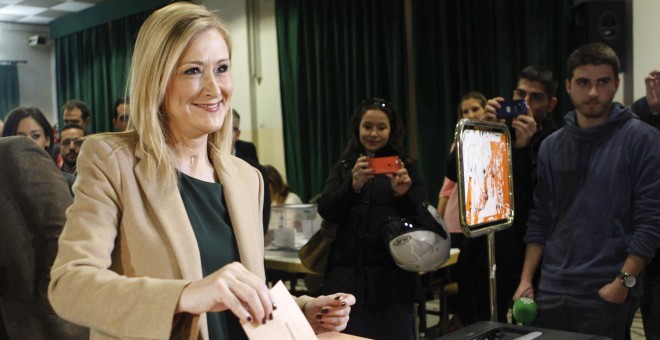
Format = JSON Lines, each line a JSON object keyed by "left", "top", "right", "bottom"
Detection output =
{"left": 390, "top": 161, "right": 412, "bottom": 197}
{"left": 352, "top": 156, "right": 374, "bottom": 193}
{"left": 303, "top": 293, "right": 356, "bottom": 334}
{"left": 176, "top": 262, "right": 275, "bottom": 325}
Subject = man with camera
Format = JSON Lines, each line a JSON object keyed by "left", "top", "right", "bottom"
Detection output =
{"left": 452, "top": 67, "right": 545, "bottom": 325}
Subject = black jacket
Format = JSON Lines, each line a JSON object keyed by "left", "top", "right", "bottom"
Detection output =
{"left": 318, "top": 147, "right": 426, "bottom": 305}
{"left": 234, "top": 140, "right": 259, "bottom": 163}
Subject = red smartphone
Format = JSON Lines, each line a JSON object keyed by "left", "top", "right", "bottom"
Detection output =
{"left": 367, "top": 156, "right": 400, "bottom": 174}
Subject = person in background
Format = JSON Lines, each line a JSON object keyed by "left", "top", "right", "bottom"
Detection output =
{"left": 232, "top": 109, "right": 270, "bottom": 234}
{"left": 3, "top": 106, "right": 53, "bottom": 153}
{"left": 447, "top": 65, "right": 542, "bottom": 326}
{"left": 263, "top": 164, "right": 303, "bottom": 246}
{"left": 437, "top": 91, "right": 487, "bottom": 249}
{"left": 318, "top": 97, "right": 426, "bottom": 339}
{"left": 58, "top": 124, "right": 85, "bottom": 175}
{"left": 513, "top": 43, "right": 660, "bottom": 340}
{"left": 435, "top": 91, "right": 487, "bottom": 332}
{"left": 447, "top": 71, "right": 538, "bottom": 326}
{"left": 48, "top": 3, "right": 354, "bottom": 339}
{"left": 111, "top": 97, "right": 130, "bottom": 132}
{"left": 631, "top": 69, "right": 660, "bottom": 128}
{"left": 512, "top": 65, "right": 559, "bottom": 187}
{"left": 232, "top": 109, "right": 260, "bottom": 163}
{"left": 0, "top": 136, "right": 88, "bottom": 340}
{"left": 630, "top": 68, "right": 660, "bottom": 340}
{"left": 2, "top": 106, "right": 75, "bottom": 190}
{"left": 265, "top": 165, "right": 302, "bottom": 205}
{"left": 61, "top": 99, "right": 91, "bottom": 133}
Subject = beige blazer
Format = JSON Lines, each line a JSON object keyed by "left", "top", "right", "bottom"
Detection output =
{"left": 49, "top": 134, "right": 310, "bottom": 339}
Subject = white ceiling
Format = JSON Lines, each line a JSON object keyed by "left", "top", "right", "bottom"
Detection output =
{"left": 0, "top": 0, "right": 106, "bottom": 25}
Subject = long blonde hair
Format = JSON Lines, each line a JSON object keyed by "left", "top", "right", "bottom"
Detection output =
{"left": 127, "top": 2, "right": 234, "bottom": 184}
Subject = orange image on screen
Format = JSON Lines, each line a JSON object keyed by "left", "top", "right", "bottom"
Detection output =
{"left": 462, "top": 130, "right": 511, "bottom": 226}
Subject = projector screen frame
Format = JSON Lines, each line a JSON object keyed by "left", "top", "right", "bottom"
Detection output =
{"left": 455, "top": 119, "right": 515, "bottom": 238}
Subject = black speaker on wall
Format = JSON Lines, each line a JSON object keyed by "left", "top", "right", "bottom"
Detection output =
{"left": 571, "top": 0, "right": 627, "bottom": 72}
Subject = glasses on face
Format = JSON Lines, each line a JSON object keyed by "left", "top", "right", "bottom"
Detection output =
{"left": 61, "top": 138, "right": 84, "bottom": 148}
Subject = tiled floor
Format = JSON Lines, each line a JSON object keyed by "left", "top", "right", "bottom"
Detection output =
{"left": 423, "top": 300, "right": 647, "bottom": 339}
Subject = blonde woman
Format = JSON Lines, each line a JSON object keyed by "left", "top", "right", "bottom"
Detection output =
{"left": 48, "top": 3, "right": 354, "bottom": 339}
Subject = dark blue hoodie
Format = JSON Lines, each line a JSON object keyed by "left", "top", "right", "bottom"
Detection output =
{"left": 525, "top": 102, "right": 660, "bottom": 296}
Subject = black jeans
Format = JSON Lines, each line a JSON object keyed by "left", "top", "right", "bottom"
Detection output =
{"left": 533, "top": 289, "right": 639, "bottom": 340}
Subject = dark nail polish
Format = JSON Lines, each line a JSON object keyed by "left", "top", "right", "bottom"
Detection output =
{"left": 334, "top": 296, "right": 341, "bottom": 300}
{"left": 247, "top": 316, "right": 252, "bottom": 322}
{"left": 269, "top": 313, "right": 273, "bottom": 320}
{"left": 262, "top": 317, "right": 267, "bottom": 324}
{"left": 320, "top": 321, "right": 324, "bottom": 324}
{"left": 340, "top": 301, "right": 347, "bottom": 307}
{"left": 315, "top": 313, "right": 322, "bottom": 320}
{"left": 321, "top": 307, "right": 329, "bottom": 314}
{"left": 272, "top": 303, "right": 278, "bottom": 310}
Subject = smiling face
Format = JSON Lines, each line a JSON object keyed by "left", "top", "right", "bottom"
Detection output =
{"left": 164, "top": 28, "right": 233, "bottom": 143}
{"left": 17, "top": 117, "right": 50, "bottom": 150}
{"left": 566, "top": 63, "right": 619, "bottom": 128}
{"left": 359, "top": 109, "right": 391, "bottom": 155}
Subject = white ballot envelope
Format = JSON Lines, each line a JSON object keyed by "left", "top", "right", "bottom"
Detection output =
{"left": 242, "top": 281, "right": 371, "bottom": 340}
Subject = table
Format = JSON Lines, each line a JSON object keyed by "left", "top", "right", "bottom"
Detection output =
{"left": 434, "top": 248, "right": 460, "bottom": 270}
{"left": 265, "top": 248, "right": 460, "bottom": 274}
{"left": 265, "top": 249, "right": 316, "bottom": 275}
{"left": 415, "top": 248, "right": 460, "bottom": 340}
{"left": 265, "top": 248, "right": 461, "bottom": 339}
{"left": 264, "top": 248, "right": 317, "bottom": 295}
{"left": 437, "top": 321, "right": 609, "bottom": 340}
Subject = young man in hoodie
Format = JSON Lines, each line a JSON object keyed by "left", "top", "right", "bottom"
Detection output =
{"left": 512, "top": 43, "right": 660, "bottom": 340}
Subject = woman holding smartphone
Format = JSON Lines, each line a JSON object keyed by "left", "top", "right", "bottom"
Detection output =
{"left": 317, "top": 98, "right": 427, "bottom": 339}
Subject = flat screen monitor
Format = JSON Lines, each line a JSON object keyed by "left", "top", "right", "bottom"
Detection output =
{"left": 455, "top": 119, "right": 514, "bottom": 237}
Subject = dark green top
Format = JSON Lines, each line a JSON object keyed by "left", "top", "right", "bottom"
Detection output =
{"left": 179, "top": 173, "right": 245, "bottom": 340}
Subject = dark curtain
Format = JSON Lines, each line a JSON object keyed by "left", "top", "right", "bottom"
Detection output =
{"left": 276, "top": 0, "right": 572, "bottom": 204}
{"left": 412, "top": 0, "right": 573, "bottom": 202}
{"left": 276, "top": 0, "right": 408, "bottom": 202}
{"left": 55, "top": 13, "right": 148, "bottom": 133}
{"left": 0, "top": 64, "right": 20, "bottom": 118}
